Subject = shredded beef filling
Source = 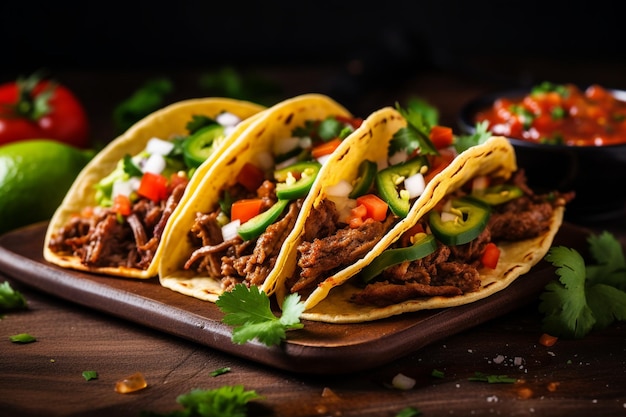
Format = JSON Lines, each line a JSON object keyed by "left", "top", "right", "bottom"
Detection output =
{"left": 48, "top": 182, "right": 188, "bottom": 270}
{"left": 184, "top": 180, "right": 303, "bottom": 292}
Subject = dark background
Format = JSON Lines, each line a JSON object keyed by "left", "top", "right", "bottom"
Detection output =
{"left": 2, "top": 0, "right": 625, "bottom": 135}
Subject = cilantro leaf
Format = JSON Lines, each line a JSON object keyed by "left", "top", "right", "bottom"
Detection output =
{"left": 396, "top": 406, "right": 422, "bottom": 417}
{"left": 122, "top": 154, "right": 143, "bottom": 177}
{"left": 390, "top": 103, "right": 438, "bottom": 157}
{"left": 9, "top": 333, "right": 36, "bottom": 343}
{"left": 209, "top": 367, "right": 231, "bottom": 377}
{"left": 216, "top": 284, "right": 304, "bottom": 346}
{"left": 539, "top": 234, "right": 626, "bottom": 339}
{"left": 0, "top": 281, "right": 27, "bottom": 311}
{"left": 82, "top": 371, "right": 98, "bottom": 381}
{"left": 454, "top": 120, "right": 491, "bottom": 153}
{"left": 141, "top": 385, "right": 262, "bottom": 417}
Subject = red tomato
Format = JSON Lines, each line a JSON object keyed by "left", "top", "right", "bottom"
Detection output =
{"left": 0, "top": 73, "right": 89, "bottom": 147}
{"left": 480, "top": 242, "right": 500, "bottom": 269}
{"left": 138, "top": 172, "right": 169, "bottom": 202}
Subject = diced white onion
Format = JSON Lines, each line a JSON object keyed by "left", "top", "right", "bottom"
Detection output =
{"left": 325, "top": 180, "right": 353, "bottom": 198}
{"left": 316, "top": 153, "right": 332, "bottom": 165}
{"left": 391, "top": 373, "right": 416, "bottom": 390}
{"left": 275, "top": 155, "right": 299, "bottom": 171}
{"left": 216, "top": 111, "right": 241, "bottom": 127}
{"left": 404, "top": 172, "right": 425, "bottom": 199}
{"left": 472, "top": 175, "right": 489, "bottom": 192}
{"left": 389, "top": 150, "right": 409, "bottom": 166}
{"left": 441, "top": 211, "right": 458, "bottom": 223}
{"left": 112, "top": 178, "right": 140, "bottom": 198}
{"left": 223, "top": 125, "right": 237, "bottom": 137}
{"left": 274, "top": 137, "right": 301, "bottom": 155}
{"left": 327, "top": 195, "right": 357, "bottom": 224}
{"left": 221, "top": 219, "right": 241, "bottom": 242}
{"left": 146, "top": 137, "right": 175, "bottom": 156}
{"left": 254, "top": 150, "right": 275, "bottom": 171}
{"left": 299, "top": 136, "right": 313, "bottom": 149}
{"left": 142, "top": 153, "right": 167, "bottom": 174}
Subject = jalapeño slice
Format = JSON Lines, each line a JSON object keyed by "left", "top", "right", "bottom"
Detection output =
{"left": 349, "top": 159, "right": 377, "bottom": 199}
{"left": 274, "top": 161, "right": 321, "bottom": 200}
{"left": 237, "top": 199, "right": 289, "bottom": 241}
{"left": 360, "top": 233, "right": 437, "bottom": 283}
{"left": 428, "top": 197, "right": 490, "bottom": 246}
{"left": 375, "top": 156, "right": 429, "bottom": 218}
{"left": 183, "top": 124, "right": 226, "bottom": 168}
{"left": 470, "top": 184, "right": 524, "bottom": 206}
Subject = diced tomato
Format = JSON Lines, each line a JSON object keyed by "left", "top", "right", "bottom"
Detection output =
{"left": 312, "top": 138, "right": 343, "bottom": 159}
{"left": 231, "top": 198, "right": 264, "bottom": 224}
{"left": 112, "top": 194, "right": 132, "bottom": 216}
{"left": 138, "top": 172, "right": 169, "bottom": 203}
{"left": 424, "top": 147, "right": 456, "bottom": 184}
{"left": 480, "top": 242, "right": 500, "bottom": 269}
{"left": 356, "top": 194, "right": 388, "bottom": 222}
{"left": 347, "top": 204, "right": 367, "bottom": 229}
{"left": 237, "top": 162, "right": 265, "bottom": 192}
{"left": 429, "top": 125, "right": 454, "bottom": 149}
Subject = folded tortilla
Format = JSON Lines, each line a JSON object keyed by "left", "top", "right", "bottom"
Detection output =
{"left": 273, "top": 107, "right": 566, "bottom": 323}
{"left": 158, "top": 93, "right": 357, "bottom": 300}
{"left": 43, "top": 97, "right": 266, "bottom": 278}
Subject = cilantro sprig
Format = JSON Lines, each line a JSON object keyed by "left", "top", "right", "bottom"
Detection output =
{"left": 390, "top": 102, "right": 439, "bottom": 157}
{"left": 0, "top": 281, "right": 27, "bottom": 311}
{"left": 216, "top": 284, "right": 304, "bottom": 346}
{"left": 141, "top": 385, "right": 262, "bottom": 417}
{"left": 539, "top": 231, "right": 626, "bottom": 339}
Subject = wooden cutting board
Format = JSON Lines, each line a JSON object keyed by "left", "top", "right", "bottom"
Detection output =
{"left": 0, "top": 222, "right": 588, "bottom": 375}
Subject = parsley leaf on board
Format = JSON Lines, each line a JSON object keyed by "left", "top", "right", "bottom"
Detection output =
{"left": 140, "top": 385, "right": 262, "bottom": 417}
{"left": 82, "top": 371, "right": 98, "bottom": 381}
{"left": 9, "top": 333, "right": 36, "bottom": 343}
{"left": 539, "top": 232, "right": 626, "bottom": 339}
{"left": 0, "top": 281, "right": 27, "bottom": 311}
{"left": 216, "top": 284, "right": 304, "bottom": 346}
{"left": 468, "top": 372, "right": 517, "bottom": 384}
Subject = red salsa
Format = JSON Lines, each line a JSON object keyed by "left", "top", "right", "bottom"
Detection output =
{"left": 475, "top": 82, "right": 626, "bottom": 146}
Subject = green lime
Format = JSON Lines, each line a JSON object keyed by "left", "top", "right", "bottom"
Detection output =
{"left": 0, "top": 139, "right": 94, "bottom": 235}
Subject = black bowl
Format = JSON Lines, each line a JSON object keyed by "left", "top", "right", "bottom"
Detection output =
{"left": 458, "top": 88, "right": 626, "bottom": 223}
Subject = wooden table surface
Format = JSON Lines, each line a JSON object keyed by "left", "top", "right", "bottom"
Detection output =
{"left": 1, "top": 60, "right": 626, "bottom": 417}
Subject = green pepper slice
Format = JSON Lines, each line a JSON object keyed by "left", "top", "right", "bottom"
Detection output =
{"left": 237, "top": 199, "right": 289, "bottom": 241}
{"left": 428, "top": 197, "right": 490, "bottom": 246}
{"left": 274, "top": 161, "right": 321, "bottom": 200}
{"left": 470, "top": 184, "right": 524, "bottom": 206}
{"left": 360, "top": 233, "right": 437, "bottom": 283}
{"left": 348, "top": 159, "right": 377, "bottom": 199}
{"left": 183, "top": 124, "right": 225, "bottom": 168}
{"left": 375, "top": 156, "right": 429, "bottom": 218}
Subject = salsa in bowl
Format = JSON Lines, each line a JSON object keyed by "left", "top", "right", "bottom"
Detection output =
{"left": 458, "top": 82, "right": 626, "bottom": 222}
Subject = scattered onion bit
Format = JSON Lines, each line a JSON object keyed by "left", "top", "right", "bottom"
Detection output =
{"left": 538, "top": 333, "right": 558, "bottom": 347}
{"left": 391, "top": 373, "right": 416, "bottom": 390}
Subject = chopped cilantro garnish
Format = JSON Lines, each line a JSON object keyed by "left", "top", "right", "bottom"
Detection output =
{"left": 9, "top": 333, "right": 36, "bottom": 343}
{"left": 468, "top": 372, "right": 517, "bottom": 384}
{"left": 82, "top": 370, "right": 98, "bottom": 381}
{"left": 390, "top": 103, "right": 438, "bottom": 157}
{"left": 453, "top": 120, "right": 492, "bottom": 153}
{"left": 539, "top": 231, "right": 626, "bottom": 339}
{"left": 431, "top": 369, "right": 445, "bottom": 379}
{"left": 141, "top": 385, "right": 263, "bottom": 417}
{"left": 317, "top": 117, "right": 345, "bottom": 141}
{"left": 185, "top": 115, "right": 219, "bottom": 135}
{"left": 122, "top": 154, "right": 143, "bottom": 177}
{"left": 216, "top": 284, "right": 305, "bottom": 346}
{"left": 0, "top": 281, "right": 27, "bottom": 311}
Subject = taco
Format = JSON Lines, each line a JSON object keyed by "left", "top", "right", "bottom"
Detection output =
{"left": 44, "top": 97, "right": 266, "bottom": 278}
{"left": 158, "top": 93, "right": 363, "bottom": 301}
{"left": 273, "top": 106, "right": 573, "bottom": 323}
